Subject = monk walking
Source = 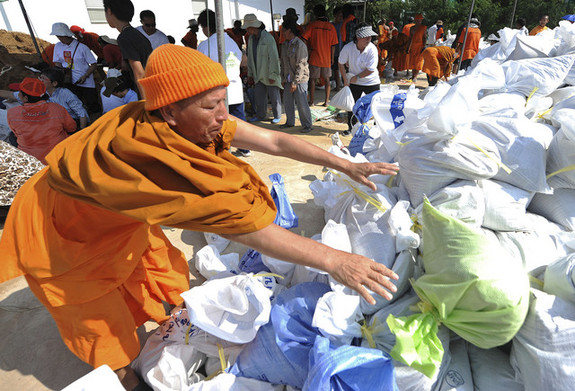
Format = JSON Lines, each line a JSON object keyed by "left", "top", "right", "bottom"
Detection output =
{"left": 406, "top": 13, "right": 427, "bottom": 82}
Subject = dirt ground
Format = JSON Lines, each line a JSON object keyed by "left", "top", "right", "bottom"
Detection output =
{"left": 0, "top": 29, "right": 428, "bottom": 389}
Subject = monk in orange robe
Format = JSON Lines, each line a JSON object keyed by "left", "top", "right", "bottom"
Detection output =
{"left": 391, "top": 32, "right": 410, "bottom": 74}
{"left": 406, "top": 13, "right": 427, "bottom": 81}
{"left": 422, "top": 46, "right": 457, "bottom": 85}
{"left": 0, "top": 44, "right": 400, "bottom": 390}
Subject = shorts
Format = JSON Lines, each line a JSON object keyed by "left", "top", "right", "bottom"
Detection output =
{"left": 310, "top": 65, "right": 332, "bottom": 80}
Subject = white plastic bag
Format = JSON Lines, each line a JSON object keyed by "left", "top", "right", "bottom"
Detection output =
{"left": 61, "top": 365, "right": 125, "bottom": 391}
{"left": 203, "top": 232, "right": 230, "bottom": 253}
{"left": 329, "top": 86, "right": 355, "bottom": 111}
{"left": 194, "top": 245, "right": 239, "bottom": 279}
{"left": 181, "top": 273, "right": 272, "bottom": 344}
{"left": 312, "top": 291, "right": 363, "bottom": 346}
{"left": 188, "top": 372, "right": 283, "bottom": 391}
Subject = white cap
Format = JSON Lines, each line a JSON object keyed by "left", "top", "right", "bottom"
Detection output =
{"left": 50, "top": 23, "right": 74, "bottom": 37}
{"left": 355, "top": 26, "right": 378, "bottom": 38}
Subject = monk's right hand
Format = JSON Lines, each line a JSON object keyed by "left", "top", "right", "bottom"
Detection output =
{"left": 326, "top": 251, "right": 399, "bottom": 305}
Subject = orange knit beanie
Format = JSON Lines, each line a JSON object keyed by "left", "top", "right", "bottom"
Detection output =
{"left": 140, "top": 44, "right": 229, "bottom": 111}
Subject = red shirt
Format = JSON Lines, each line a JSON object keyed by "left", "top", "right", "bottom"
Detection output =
{"left": 78, "top": 32, "right": 104, "bottom": 59}
{"left": 181, "top": 31, "right": 198, "bottom": 49}
{"left": 103, "top": 44, "right": 122, "bottom": 68}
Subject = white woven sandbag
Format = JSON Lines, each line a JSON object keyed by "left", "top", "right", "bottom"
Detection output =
{"left": 547, "top": 86, "right": 575, "bottom": 106}
{"left": 435, "top": 338, "right": 474, "bottom": 391}
{"left": 528, "top": 189, "right": 575, "bottom": 231}
{"left": 543, "top": 253, "right": 575, "bottom": 305}
{"left": 312, "top": 291, "right": 363, "bottom": 346}
{"left": 388, "top": 200, "right": 420, "bottom": 251}
{"left": 414, "top": 180, "right": 485, "bottom": 228}
{"left": 547, "top": 108, "right": 575, "bottom": 189}
{"left": 506, "top": 34, "right": 557, "bottom": 61}
{"left": 494, "top": 221, "right": 573, "bottom": 273}
{"left": 203, "top": 232, "right": 231, "bottom": 253}
{"left": 467, "top": 344, "right": 524, "bottom": 391}
{"left": 397, "top": 128, "right": 501, "bottom": 207}
{"left": 146, "top": 345, "right": 206, "bottom": 391}
{"left": 510, "top": 289, "right": 575, "bottom": 391}
{"left": 471, "top": 112, "right": 553, "bottom": 192}
{"left": 188, "top": 372, "right": 283, "bottom": 391}
{"left": 62, "top": 365, "right": 125, "bottom": 391}
{"left": 478, "top": 92, "right": 526, "bottom": 116}
{"left": 524, "top": 95, "right": 553, "bottom": 119}
{"left": 502, "top": 54, "right": 575, "bottom": 97}
{"left": 181, "top": 273, "right": 272, "bottom": 344}
{"left": 479, "top": 179, "right": 532, "bottom": 231}
{"left": 554, "top": 20, "right": 575, "bottom": 56}
{"left": 371, "top": 85, "right": 425, "bottom": 160}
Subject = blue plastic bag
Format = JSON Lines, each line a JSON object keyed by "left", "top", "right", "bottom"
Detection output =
{"left": 348, "top": 90, "right": 381, "bottom": 157}
{"left": 303, "top": 336, "right": 398, "bottom": 391}
{"left": 270, "top": 173, "right": 298, "bottom": 229}
{"left": 229, "top": 282, "right": 331, "bottom": 388}
{"left": 238, "top": 173, "right": 298, "bottom": 273}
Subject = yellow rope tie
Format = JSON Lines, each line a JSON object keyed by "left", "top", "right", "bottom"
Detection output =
{"left": 329, "top": 170, "right": 388, "bottom": 213}
{"left": 525, "top": 86, "right": 539, "bottom": 105}
{"left": 205, "top": 344, "right": 227, "bottom": 381}
{"left": 185, "top": 323, "right": 193, "bottom": 345}
{"left": 360, "top": 317, "right": 378, "bottom": 349}
{"left": 395, "top": 139, "right": 415, "bottom": 147}
{"left": 546, "top": 164, "right": 575, "bottom": 180}
{"left": 464, "top": 135, "right": 512, "bottom": 174}
{"left": 410, "top": 214, "right": 422, "bottom": 233}
{"left": 528, "top": 275, "right": 544, "bottom": 288}
{"left": 254, "top": 272, "right": 285, "bottom": 280}
{"left": 386, "top": 175, "right": 395, "bottom": 188}
{"left": 535, "top": 107, "right": 553, "bottom": 120}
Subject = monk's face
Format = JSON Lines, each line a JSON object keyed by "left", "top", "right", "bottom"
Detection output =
{"left": 162, "top": 86, "right": 228, "bottom": 144}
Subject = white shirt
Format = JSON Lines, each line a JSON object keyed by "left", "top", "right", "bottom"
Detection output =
{"left": 136, "top": 26, "right": 170, "bottom": 49}
{"left": 198, "top": 34, "right": 243, "bottom": 105}
{"left": 53, "top": 40, "right": 97, "bottom": 88}
{"left": 100, "top": 89, "right": 138, "bottom": 113}
{"left": 427, "top": 25, "right": 438, "bottom": 45}
{"left": 338, "top": 41, "right": 380, "bottom": 86}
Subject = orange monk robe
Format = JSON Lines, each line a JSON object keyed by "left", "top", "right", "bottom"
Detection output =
{"left": 0, "top": 101, "right": 277, "bottom": 370}
{"left": 402, "top": 23, "right": 415, "bottom": 36}
{"left": 378, "top": 24, "right": 390, "bottom": 61}
{"left": 41, "top": 43, "right": 56, "bottom": 67}
{"left": 529, "top": 25, "right": 548, "bottom": 36}
{"left": 422, "top": 46, "right": 456, "bottom": 79}
{"left": 408, "top": 24, "right": 427, "bottom": 71}
{"left": 391, "top": 33, "right": 410, "bottom": 72}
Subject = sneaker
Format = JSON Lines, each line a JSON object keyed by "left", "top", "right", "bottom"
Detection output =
{"left": 237, "top": 149, "right": 251, "bottom": 157}
{"left": 249, "top": 116, "right": 263, "bottom": 123}
{"left": 300, "top": 127, "right": 313, "bottom": 133}
{"left": 342, "top": 129, "right": 352, "bottom": 136}
{"left": 279, "top": 123, "right": 294, "bottom": 129}
{"left": 271, "top": 118, "right": 282, "bottom": 124}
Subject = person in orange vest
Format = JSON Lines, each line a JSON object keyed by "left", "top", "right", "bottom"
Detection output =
{"left": 530, "top": 15, "right": 549, "bottom": 35}
{"left": 406, "top": 13, "right": 427, "bottom": 81}
{"left": 456, "top": 17, "right": 482, "bottom": 71}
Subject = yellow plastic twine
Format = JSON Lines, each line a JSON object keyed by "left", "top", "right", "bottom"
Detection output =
{"left": 330, "top": 170, "right": 389, "bottom": 214}
{"left": 528, "top": 275, "right": 544, "bottom": 289}
{"left": 185, "top": 323, "right": 193, "bottom": 345}
{"left": 535, "top": 107, "right": 553, "bottom": 121}
{"left": 546, "top": 164, "right": 575, "bottom": 180}
{"left": 410, "top": 214, "right": 422, "bottom": 233}
{"left": 205, "top": 344, "right": 227, "bottom": 381}
{"left": 463, "top": 134, "right": 512, "bottom": 174}
{"left": 395, "top": 139, "right": 415, "bottom": 147}
{"left": 254, "top": 272, "right": 285, "bottom": 280}
{"left": 525, "top": 86, "right": 539, "bottom": 106}
{"left": 360, "top": 317, "right": 378, "bottom": 349}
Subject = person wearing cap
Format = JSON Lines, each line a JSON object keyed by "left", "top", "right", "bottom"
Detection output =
{"left": 421, "top": 45, "right": 457, "bottom": 86}
{"left": 69, "top": 25, "right": 105, "bottom": 60}
{"left": 100, "top": 75, "right": 137, "bottom": 114}
{"left": 243, "top": 13, "right": 283, "bottom": 124}
{"left": 197, "top": 8, "right": 251, "bottom": 157}
{"left": 406, "top": 14, "right": 427, "bottom": 82}
{"left": 280, "top": 20, "right": 313, "bottom": 133}
{"left": 530, "top": 15, "right": 549, "bottom": 36}
{"left": 388, "top": 21, "right": 398, "bottom": 37}
{"left": 427, "top": 20, "right": 441, "bottom": 47}
{"left": 302, "top": 4, "right": 339, "bottom": 107}
{"left": 98, "top": 35, "right": 122, "bottom": 69}
{"left": 6, "top": 77, "right": 76, "bottom": 163}
{"left": 181, "top": 19, "right": 199, "bottom": 49}
{"left": 0, "top": 44, "right": 399, "bottom": 390}
{"left": 435, "top": 20, "right": 444, "bottom": 42}
{"left": 51, "top": 22, "right": 101, "bottom": 115}
{"left": 39, "top": 67, "right": 90, "bottom": 130}
{"left": 338, "top": 22, "right": 380, "bottom": 136}
{"left": 456, "top": 17, "right": 482, "bottom": 71}
{"left": 279, "top": 7, "right": 304, "bottom": 45}
{"left": 104, "top": 0, "right": 153, "bottom": 98}
{"left": 136, "top": 10, "right": 170, "bottom": 50}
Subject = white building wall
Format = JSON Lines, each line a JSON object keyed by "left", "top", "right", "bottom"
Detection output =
{"left": 0, "top": 0, "right": 304, "bottom": 48}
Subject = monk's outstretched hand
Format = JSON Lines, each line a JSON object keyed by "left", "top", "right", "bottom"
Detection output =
{"left": 327, "top": 251, "right": 399, "bottom": 304}
{"left": 343, "top": 161, "right": 399, "bottom": 191}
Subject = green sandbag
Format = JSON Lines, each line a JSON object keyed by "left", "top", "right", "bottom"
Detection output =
{"left": 387, "top": 198, "right": 530, "bottom": 378}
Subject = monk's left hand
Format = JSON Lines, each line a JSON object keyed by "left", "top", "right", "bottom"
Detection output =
{"left": 343, "top": 161, "right": 399, "bottom": 191}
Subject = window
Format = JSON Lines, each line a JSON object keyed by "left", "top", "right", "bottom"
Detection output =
{"left": 85, "top": 0, "right": 106, "bottom": 24}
